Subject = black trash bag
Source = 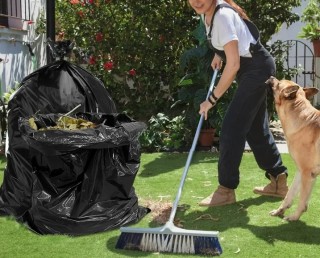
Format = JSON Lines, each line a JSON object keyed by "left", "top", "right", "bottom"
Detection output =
{"left": 0, "top": 60, "right": 149, "bottom": 235}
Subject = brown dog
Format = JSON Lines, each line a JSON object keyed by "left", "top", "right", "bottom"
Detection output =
{"left": 266, "top": 76, "right": 320, "bottom": 221}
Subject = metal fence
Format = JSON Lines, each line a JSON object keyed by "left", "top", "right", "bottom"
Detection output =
{"left": 283, "top": 40, "right": 315, "bottom": 87}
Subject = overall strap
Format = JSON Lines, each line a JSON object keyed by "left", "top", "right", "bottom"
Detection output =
{"left": 207, "top": 3, "right": 236, "bottom": 39}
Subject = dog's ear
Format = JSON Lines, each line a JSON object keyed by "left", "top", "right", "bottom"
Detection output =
{"left": 282, "top": 85, "right": 299, "bottom": 100}
{"left": 303, "top": 87, "right": 319, "bottom": 100}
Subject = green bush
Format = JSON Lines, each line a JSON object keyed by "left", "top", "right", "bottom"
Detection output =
{"left": 299, "top": 0, "right": 320, "bottom": 41}
{"left": 139, "top": 113, "right": 191, "bottom": 152}
{"left": 238, "top": 0, "right": 300, "bottom": 44}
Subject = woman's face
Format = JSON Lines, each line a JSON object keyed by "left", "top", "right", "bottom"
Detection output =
{"left": 188, "top": 0, "right": 215, "bottom": 15}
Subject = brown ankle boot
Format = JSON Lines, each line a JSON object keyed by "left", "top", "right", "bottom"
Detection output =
{"left": 253, "top": 172, "right": 288, "bottom": 198}
{"left": 199, "top": 185, "right": 236, "bottom": 207}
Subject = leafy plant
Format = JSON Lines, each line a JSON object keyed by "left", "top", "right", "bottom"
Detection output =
{"left": 177, "top": 73, "right": 237, "bottom": 136}
{"left": 3, "top": 82, "right": 20, "bottom": 104}
{"left": 139, "top": 113, "right": 191, "bottom": 152}
{"left": 267, "top": 40, "right": 304, "bottom": 80}
{"left": 35, "top": 9, "right": 46, "bottom": 35}
{"left": 299, "top": 0, "right": 320, "bottom": 41}
{"left": 238, "top": 0, "right": 301, "bottom": 45}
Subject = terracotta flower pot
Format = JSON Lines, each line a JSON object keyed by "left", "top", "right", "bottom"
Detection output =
{"left": 312, "top": 39, "right": 320, "bottom": 57}
{"left": 198, "top": 128, "right": 216, "bottom": 147}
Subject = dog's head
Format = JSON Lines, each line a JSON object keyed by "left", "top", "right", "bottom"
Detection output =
{"left": 265, "top": 76, "right": 319, "bottom": 105}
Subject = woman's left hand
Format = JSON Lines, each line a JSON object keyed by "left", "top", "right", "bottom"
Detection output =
{"left": 199, "top": 100, "right": 214, "bottom": 120}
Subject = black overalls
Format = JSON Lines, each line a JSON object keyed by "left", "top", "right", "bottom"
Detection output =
{"left": 207, "top": 4, "right": 287, "bottom": 189}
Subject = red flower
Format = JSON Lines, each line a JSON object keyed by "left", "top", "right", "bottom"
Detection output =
{"left": 88, "top": 56, "right": 96, "bottom": 65}
{"left": 77, "top": 10, "right": 84, "bottom": 18}
{"left": 70, "top": 0, "right": 79, "bottom": 4}
{"left": 129, "top": 69, "right": 136, "bottom": 76}
{"left": 27, "top": 20, "right": 34, "bottom": 25}
{"left": 103, "top": 61, "right": 113, "bottom": 71}
{"left": 159, "top": 35, "right": 165, "bottom": 43}
{"left": 88, "top": 0, "right": 94, "bottom": 4}
{"left": 95, "top": 32, "right": 103, "bottom": 42}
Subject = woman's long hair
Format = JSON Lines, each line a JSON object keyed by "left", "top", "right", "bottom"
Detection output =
{"left": 224, "top": 0, "right": 249, "bottom": 20}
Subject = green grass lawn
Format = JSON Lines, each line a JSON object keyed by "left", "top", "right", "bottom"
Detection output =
{"left": 1, "top": 152, "right": 320, "bottom": 258}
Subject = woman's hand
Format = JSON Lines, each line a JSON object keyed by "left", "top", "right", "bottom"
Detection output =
{"left": 199, "top": 100, "right": 214, "bottom": 120}
{"left": 211, "top": 54, "right": 223, "bottom": 70}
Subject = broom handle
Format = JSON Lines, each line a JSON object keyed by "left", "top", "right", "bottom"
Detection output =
{"left": 168, "top": 69, "right": 219, "bottom": 224}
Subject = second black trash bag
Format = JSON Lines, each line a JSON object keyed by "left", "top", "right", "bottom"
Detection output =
{"left": 0, "top": 60, "right": 149, "bottom": 235}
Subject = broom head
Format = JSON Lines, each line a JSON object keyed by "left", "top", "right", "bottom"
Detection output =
{"left": 115, "top": 222, "right": 222, "bottom": 256}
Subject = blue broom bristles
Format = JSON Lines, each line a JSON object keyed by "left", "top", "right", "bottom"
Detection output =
{"left": 115, "top": 232, "right": 222, "bottom": 255}
{"left": 115, "top": 232, "right": 144, "bottom": 251}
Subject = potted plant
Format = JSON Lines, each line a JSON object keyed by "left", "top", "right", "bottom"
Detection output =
{"left": 299, "top": 0, "right": 320, "bottom": 56}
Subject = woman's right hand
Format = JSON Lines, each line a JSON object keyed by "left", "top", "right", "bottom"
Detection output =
{"left": 211, "top": 54, "right": 223, "bottom": 70}
{"left": 199, "top": 100, "right": 214, "bottom": 121}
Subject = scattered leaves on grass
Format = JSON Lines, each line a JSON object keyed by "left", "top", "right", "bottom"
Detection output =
{"left": 192, "top": 195, "right": 209, "bottom": 200}
{"left": 202, "top": 181, "right": 212, "bottom": 187}
{"left": 173, "top": 218, "right": 185, "bottom": 228}
{"left": 144, "top": 199, "right": 172, "bottom": 225}
{"left": 234, "top": 247, "right": 241, "bottom": 254}
{"left": 177, "top": 204, "right": 190, "bottom": 212}
{"left": 157, "top": 195, "right": 171, "bottom": 201}
{"left": 194, "top": 214, "right": 220, "bottom": 222}
{"left": 143, "top": 200, "right": 190, "bottom": 227}
{"left": 238, "top": 203, "right": 248, "bottom": 212}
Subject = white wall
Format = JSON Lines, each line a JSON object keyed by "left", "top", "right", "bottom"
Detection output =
{"left": 271, "top": 1, "right": 309, "bottom": 46}
{"left": 0, "top": 0, "right": 47, "bottom": 96}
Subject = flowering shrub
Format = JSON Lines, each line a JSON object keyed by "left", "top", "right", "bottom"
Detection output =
{"left": 56, "top": 0, "right": 196, "bottom": 120}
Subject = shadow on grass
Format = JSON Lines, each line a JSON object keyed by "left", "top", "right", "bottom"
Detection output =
{"left": 139, "top": 152, "right": 218, "bottom": 178}
{"left": 219, "top": 196, "right": 320, "bottom": 245}
{"left": 245, "top": 220, "right": 320, "bottom": 245}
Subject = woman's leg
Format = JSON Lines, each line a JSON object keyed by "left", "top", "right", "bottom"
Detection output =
{"left": 218, "top": 76, "right": 268, "bottom": 189}
{"left": 246, "top": 99, "right": 287, "bottom": 176}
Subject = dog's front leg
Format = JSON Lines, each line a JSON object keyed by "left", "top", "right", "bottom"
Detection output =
{"left": 285, "top": 171, "right": 316, "bottom": 221}
{"left": 270, "top": 171, "right": 301, "bottom": 217}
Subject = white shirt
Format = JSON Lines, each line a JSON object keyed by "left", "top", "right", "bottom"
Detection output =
{"left": 204, "top": 0, "right": 256, "bottom": 57}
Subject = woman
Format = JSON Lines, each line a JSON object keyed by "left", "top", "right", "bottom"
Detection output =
{"left": 188, "top": 0, "right": 289, "bottom": 206}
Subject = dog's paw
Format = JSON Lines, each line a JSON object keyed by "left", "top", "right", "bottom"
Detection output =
{"left": 283, "top": 214, "right": 300, "bottom": 221}
{"left": 269, "top": 208, "right": 284, "bottom": 217}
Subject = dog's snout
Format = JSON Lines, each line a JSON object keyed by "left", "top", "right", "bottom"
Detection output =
{"left": 265, "top": 76, "right": 275, "bottom": 85}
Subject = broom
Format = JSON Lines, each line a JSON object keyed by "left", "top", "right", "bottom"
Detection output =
{"left": 116, "top": 69, "right": 222, "bottom": 256}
